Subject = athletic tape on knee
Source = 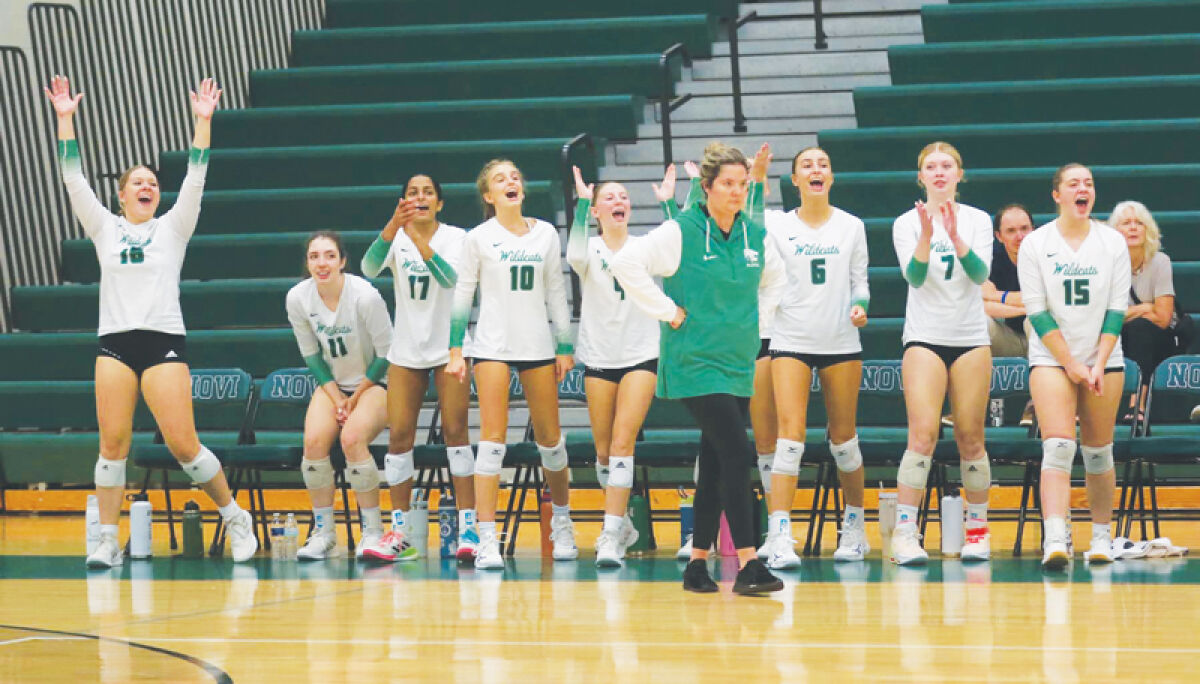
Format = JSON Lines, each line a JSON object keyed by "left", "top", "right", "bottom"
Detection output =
{"left": 94, "top": 456, "right": 127, "bottom": 488}
{"left": 1081, "top": 443, "right": 1115, "bottom": 475}
{"left": 608, "top": 456, "right": 634, "bottom": 489}
{"left": 538, "top": 435, "right": 568, "bottom": 472}
{"left": 830, "top": 436, "right": 863, "bottom": 473}
{"left": 960, "top": 454, "right": 991, "bottom": 492}
{"left": 897, "top": 449, "right": 932, "bottom": 490}
{"left": 446, "top": 445, "right": 475, "bottom": 478}
{"left": 1042, "top": 438, "right": 1076, "bottom": 474}
{"left": 344, "top": 462, "right": 380, "bottom": 493}
{"left": 384, "top": 451, "right": 414, "bottom": 486}
{"left": 772, "top": 439, "right": 804, "bottom": 476}
{"left": 301, "top": 458, "right": 335, "bottom": 490}
{"left": 475, "top": 441, "right": 506, "bottom": 476}
{"left": 182, "top": 446, "right": 221, "bottom": 484}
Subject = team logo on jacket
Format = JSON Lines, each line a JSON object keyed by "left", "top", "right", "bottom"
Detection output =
{"left": 743, "top": 248, "right": 761, "bottom": 268}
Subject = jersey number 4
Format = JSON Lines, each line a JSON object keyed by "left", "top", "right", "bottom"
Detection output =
{"left": 408, "top": 275, "right": 430, "bottom": 300}
{"left": 119, "top": 247, "right": 144, "bottom": 264}
{"left": 509, "top": 265, "right": 535, "bottom": 291}
{"left": 326, "top": 336, "right": 348, "bottom": 359}
{"left": 1063, "top": 278, "right": 1090, "bottom": 306}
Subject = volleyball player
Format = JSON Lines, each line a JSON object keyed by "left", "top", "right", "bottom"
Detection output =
{"left": 286, "top": 232, "right": 392, "bottom": 560}
{"left": 360, "top": 175, "right": 478, "bottom": 562}
{"left": 891, "top": 142, "right": 994, "bottom": 565}
{"left": 754, "top": 146, "right": 872, "bottom": 568}
{"left": 1020, "top": 164, "right": 1127, "bottom": 569}
{"left": 447, "top": 159, "right": 576, "bottom": 570}
{"left": 45, "top": 75, "right": 258, "bottom": 567}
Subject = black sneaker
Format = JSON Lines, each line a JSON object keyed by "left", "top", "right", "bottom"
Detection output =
{"left": 733, "top": 559, "right": 784, "bottom": 595}
{"left": 682, "top": 559, "right": 718, "bottom": 593}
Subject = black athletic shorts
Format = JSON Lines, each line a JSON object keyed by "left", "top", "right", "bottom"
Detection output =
{"left": 98, "top": 329, "right": 187, "bottom": 377}
{"left": 904, "top": 341, "right": 987, "bottom": 369}
{"left": 769, "top": 350, "right": 862, "bottom": 370}
{"left": 583, "top": 358, "right": 658, "bottom": 383}
{"left": 472, "top": 358, "right": 555, "bottom": 373}
{"left": 757, "top": 339, "right": 771, "bottom": 360}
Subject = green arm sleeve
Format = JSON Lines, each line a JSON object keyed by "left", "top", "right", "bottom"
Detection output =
{"left": 1102, "top": 309, "right": 1125, "bottom": 336}
{"left": 853, "top": 299, "right": 870, "bottom": 314}
{"left": 660, "top": 199, "right": 679, "bottom": 221}
{"left": 362, "top": 237, "right": 391, "bottom": 276}
{"left": 303, "top": 353, "right": 335, "bottom": 385}
{"left": 1029, "top": 311, "right": 1061, "bottom": 338}
{"left": 449, "top": 308, "right": 469, "bottom": 349}
{"left": 681, "top": 177, "right": 703, "bottom": 212}
{"left": 959, "top": 249, "right": 989, "bottom": 285}
{"left": 425, "top": 253, "right": 457, "bottom": 289}
{"left": 57, "top": 139, "right": 80, "bottom": 166}
{"left": 904, "top": 258, "right": 929, "bottom": 287}
{"left": 747, "top": 180, "right": 764, "bottom": 227}
{"left": 366, "top": 357, "right": 389, "bottom": 383}
{"left": 188, "top": 146, "right": 211, "bottom": 166}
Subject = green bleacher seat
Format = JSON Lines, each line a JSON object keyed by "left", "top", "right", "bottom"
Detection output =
{"left": 0, "top": 380, "right": 154, "bottom": 431}
{"left": 922, "top": 0, "right": 1200, "bottom": 43}
{"left": 292, "top": 16, "right": 716, "bottom": 66}
{"left": 323, "top": 0, "right": 738, "bottom": 28}
{"left": 210, "top": 97, "right": 644, "bottom": 149}
{"left": 249, "top": 56, "right": 680, "bottom": 107}
{"left": 854, "top": 76, "right": 1200, "bottom": 127}
{"left": 158, "top": 139, "right": 601, "bottom": 192}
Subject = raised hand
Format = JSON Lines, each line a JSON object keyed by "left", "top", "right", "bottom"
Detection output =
{"left": 684, "top": 160, "right": 700, "bottom": 179}
{"left": 189, "top": 77, "right": 222, "bottom": 120}
{"left": 652, "top": 163, "right": 677, "bottom": 203}
{"left": 573, "top": 165, "right": 594, "bottom": 202}
{"left": 915, "top": 200, "right": 935, "bottom": 242}
{"left": 750, "top": 143, "right": 772, "bottom": 183}
{"left": 940, "top": 201, "right": 962, "bottom": 248}
{"left": 43, "top": 75, "right": 83, "bottom": 118}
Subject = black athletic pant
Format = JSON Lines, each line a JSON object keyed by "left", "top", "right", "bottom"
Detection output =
{"left": 682, "top": 393, "right": 756, "bottom": 551}
{"left": 1122, "top": 318, "right": 1179, "bottom": 387}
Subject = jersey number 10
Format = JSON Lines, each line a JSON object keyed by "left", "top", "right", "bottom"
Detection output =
{"left": 119, "top": 247, "right": 145, "bottom": 264}
{"left": 509, "top": 265, "right": 535, "bottom": 291}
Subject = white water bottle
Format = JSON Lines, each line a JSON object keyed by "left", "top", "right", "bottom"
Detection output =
{"left": 85, "top": 494, "right": 101, "bottom": 555}
{"left": 284, "top": 513, "right": 299, "bottom": 561}
{"left": 129, "top": 497, "right": 153, "bottom": 559}
{"left": 940, "top": 493, "right": 964, "bottom": 557}
{"left": 409, "top": 499, "right": 429, "bottom": 557}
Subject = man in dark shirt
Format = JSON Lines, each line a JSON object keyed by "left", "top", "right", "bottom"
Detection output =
{"left": 982, "top": 204, "right": 1034, "bottom": 356}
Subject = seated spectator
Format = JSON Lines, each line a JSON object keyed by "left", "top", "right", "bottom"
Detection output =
{"left": 982, "top": 204, "right": 1034, "bottom": 356}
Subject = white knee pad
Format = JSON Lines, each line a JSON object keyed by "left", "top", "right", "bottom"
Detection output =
{"left": 772, "top": 439, "right": 804, "bottom": 476}
{"left": 384, "top": 451, "right": 414, "bottom": 486}
{"left": 756, "top": 454, "right": 773, "bottom": 493}
{"left": 344, "top": 462, "right": 380, "bottom": 493}
{"left": 960, "top": 454, "right": 991, "bottom": 493}
{"left": 1041, "top": 438, "right": 1076, "bottom": 474}
{"left": 446, "top": 445, "right": 475, "bottom": 478}
{"left": 897, "top": 449, "right": 932, "bottom": 490}
{"left": 182, "top": 446, "right": 221, "bottom": 484}
{"left": 475, "top": 441, "right": 506, "bottom": 476}
{"left": 830, "top": 436, "right": 863, "bottom": 473}
{"left": 301, "top": 457, "right": 335, "bottom": 490}
{"left": 94, "top": 456, "right": 127, "bottom": 488}
{"left": 538, "top": 435, "right": 568, "bottom": 472}
{"left": 1081, "top": 443, "right": 1115, "bottom": 475}
{"left": 608, "top": 456, "right": 634, "bottom": 489}
{"left": 595, "top": 462, "right": 610, "bottom": 488}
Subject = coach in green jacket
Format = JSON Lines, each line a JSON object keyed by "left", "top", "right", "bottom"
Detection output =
{"left": 612, "top": 141, "right": 785, "bottom": 595}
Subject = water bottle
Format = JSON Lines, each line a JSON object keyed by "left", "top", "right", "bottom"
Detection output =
{"left": 678, "top": 489, "right": 694, "bottom": 546}
{"left": 284, "top": 513, "right": 299, "bottom": 561}
{"left": 270, "top": 513, "right": 284, "bottom": 561}
{"left": 85, "top": 494, "right": 101, "bottom": 555}
{"left": 989, "top": 398, "right": 1004, "bottom": 427}
{"left": 129, "top": 493, "right": 152, "bottom": 559}
{"left": 878, "top": 491, "right": 898, "bottom": 540}
{"left": 439, "top": 492, "right": 458, "bottom": 559}
{"left": 181, "top": 500, "right": 204, "bottom": 558}
{"left": 940, "top": 492, "right": 964, "bottom": 557}
{"left": 627, "top": 493, "right": 652, "bottom": 554}
{"left": 757, "top": 492, "right": 769, "bottom": 547}
{"left": 409, "top": 497, "right": 429, "bottom": 558}
{"left": 539, "top": 487, "right": 553, "bottom": 557}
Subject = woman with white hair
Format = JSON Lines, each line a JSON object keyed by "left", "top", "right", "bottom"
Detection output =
{"left": 1110, "top": 201, "right": 1182, "bottom": 422}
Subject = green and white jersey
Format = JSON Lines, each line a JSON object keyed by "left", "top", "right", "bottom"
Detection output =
{"left": 59, "top": 141, "right": 207, "bottom": 336}
{"left": 363, "top": 223, "right": 469, "bottom": 369}
{"left": 286, "top": 274, "right": 393, "bottom": 391}
{"left": 893, "top": 203, "right": 993, "bottom": 347}
{"left": 565, "top": 201, "right": 658, "bottom": 369}
{"left": 450, "top": 217, "right": 573, "bottom": 360}
{"left": 1019, "top": 220, "right": 1129, "bottom": 369}
{"left": 766, "top": 207, "right": 870, "bottom": 355}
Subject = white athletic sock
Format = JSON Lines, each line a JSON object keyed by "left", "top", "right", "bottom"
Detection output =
{"left": 843, "top": 504, "right": 865, "bottom": 528}
{"left": 479, "top": 521, "right": 496, "bottom": 536}
{"left": 603, "top": 514, "right": 624, "bottom": 533}
{"left": 101, "top": 524, "right": 119, "bottom": 539}
{"left": 313, "top": 506, "right": 334, "bottom": 535}
{"left": 967, "top": 502, "right": 988, "bottom": 528}
{"left": 459, "top": 508, "right": 475, "bottom": 531}
{"left": 768, "top": 511, "right": 790, "bottom": 537}
{"left": 551, "top": 503, "right": 570, "bottom": 518}
{"left": 218, "top": 500, "right": 241, "bottom": 520}
{"left": 896, "top": 503, "right": 919, "bottom": 527}
{"left": 361, "top": 506, "right": 382, "bottom": 532}
{"left": 1093, "top": 522, "right": 1112, "bottom": 538}
{"left": 390, "top": 509, "right": 407, "bottom": 532}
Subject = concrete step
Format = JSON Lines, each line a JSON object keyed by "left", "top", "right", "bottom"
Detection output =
{"left": 713, "top": 32, "right": 923, "bottom": 56}
{"left": 693, "top": 49, "right": 890, "bottom": 79}
{"left": 680, "top": 72, "right": 890, "bottom": 95}
{"left": 736, "top": 14, "right": 925, "bottom": 41}
{"left": 662, "top": 91, "right": 854, "bottom": 121}
{"left": 635, "top": 115, "right": 855, "bottom": 140}
{"left": 743, "top": 0, "right": 939, "bottom": 17}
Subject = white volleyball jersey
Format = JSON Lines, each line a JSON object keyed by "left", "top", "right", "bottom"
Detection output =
{"left": 369, "top": 224, "right": 469, "bottom": 369}
{"left": 766, "top": 207, "right": 870, "bottom": 355}
{"left": 1019, "top": 220, "right": 1129, "bottom": 369}
{"left": 893, "top": 203, "right": 993, "bottom": 346}
{"left": 286, "top": 274, "right": 393, "bottom": 389}
{"left": 452, "top": 218, "right": 573, "bottom": 360}
{"left": 60, "top": 143, "right": 206, "bottom": 336}
{"left": 567, "top": 234, "right": 659, "bottom": 369}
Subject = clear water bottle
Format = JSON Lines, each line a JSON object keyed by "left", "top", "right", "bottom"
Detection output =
{"left": 85, "top": 494, "right": 101, "bottom": 556}
{"left": 284, "top": 513, "right": 299, "bottom": 561}
{"left": 989, "top": 398, "right": 1004, "bottom": 427}
{"left": 270, "top": 513, "right": 284, "bottom": 560}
